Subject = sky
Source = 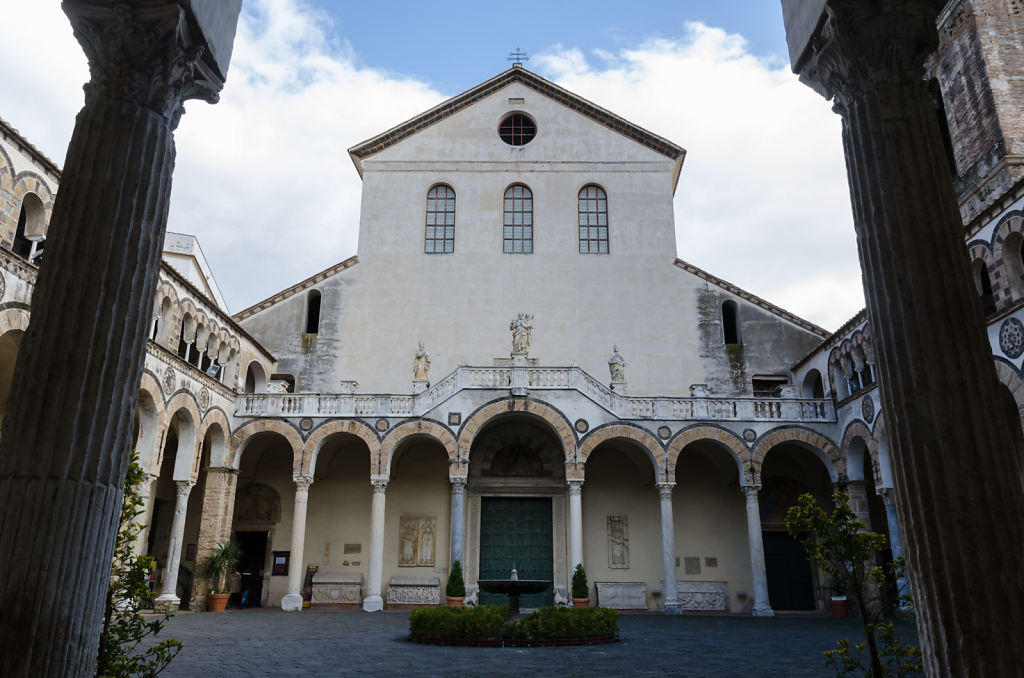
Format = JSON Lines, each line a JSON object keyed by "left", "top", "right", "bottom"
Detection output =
{"left": 0, "top": 0, "right": 864, "bottom": 331}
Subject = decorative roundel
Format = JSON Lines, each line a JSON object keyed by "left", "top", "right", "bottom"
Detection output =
{"left": 375, "top": 419, "right": 389, "bottom": 432}
{"left": 162, "top": 366, "right": 176, "bottom": 394}
{"left": 742, "top": 428, "right": 757, "bottom": 443}
{"left": 198, "top": 387, "right": 210, "bottom": 412}
{"left": 999, "top": 317, "right": 1024, "bottom": 359}
{"left": 574, "top": 418, "right": 589, "bottom": 433}
{"left": 300, "top": 418, "right": 313, "bottom": 432}
{"left": 498, "top": 113, "right": 536, "bottom": 146}
{"left": 862, "top": 396, "right": 875, "bottom": 424}
{"left": 657, "top": 426, "right": 671, "bottom": 440}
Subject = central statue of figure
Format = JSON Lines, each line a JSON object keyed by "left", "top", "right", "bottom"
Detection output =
{"left": 510, "top": 313, "right": 534, "bottom": 354}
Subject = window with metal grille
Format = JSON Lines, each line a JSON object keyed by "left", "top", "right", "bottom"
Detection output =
{"left": 498, "top": 113, "right": 536, "bottom": 146}
{"left": 503, "top": 184, "right": 533, "bottom": 253}
{"left": 425, "top": 185, "right": 455, "bottom": 254}
{"left": 578, "top": 185, "right": 609, "bottom": 254}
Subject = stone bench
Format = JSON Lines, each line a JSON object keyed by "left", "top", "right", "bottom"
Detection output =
{"left": 387, "top": 575, "right": 441, "bottom": 606}
{"left": 595, "top": 581, "right": 648, "bottom": 609}
{"left": 311, "top": 572, "right": 363, "bottom": 605}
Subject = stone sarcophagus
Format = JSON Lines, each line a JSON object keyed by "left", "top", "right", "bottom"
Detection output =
{"left": 311, "top": 572, "right": 363, "bottom": 605}
{"left": 676, "top": 581, "right": 729, "bottom": 611}
{"left": 594, "top": 581, "right": 648, "bottom": 609}
{"left": 387, "top": 575, "right": 441, "bottom": 606}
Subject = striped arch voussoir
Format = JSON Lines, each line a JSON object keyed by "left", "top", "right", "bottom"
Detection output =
{"left": 577, "top": 424, "right": 666, "bottom": 482}
{"left": 302, "top": 419, "right": 380, "bottom": 476}
{"left": 457, "top": 398, "right": 576, "bottom": 465}
{"left": 380, "top": 420, "right": 457, "bottom": 476}
{"left": 666, "top": 425, "right": 748, "bottom": 483}
{"left": 0, "top": 308, "right": 30, "bottom": 336}
{"left": 751, "top": 426, "right": 841, "bottom": 479}
{"left": 228, "top": 419, "right": 303, "bottom": 470}
{"left": 840, "top": 420, "right": 876, "bottom": 480}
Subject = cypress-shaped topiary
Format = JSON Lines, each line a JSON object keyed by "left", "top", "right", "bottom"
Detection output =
{"left": 572, "top": 563, "right": 588, "bottom": 599}
{"left": 446, "top": 559, "right": 465, "bottom": 598}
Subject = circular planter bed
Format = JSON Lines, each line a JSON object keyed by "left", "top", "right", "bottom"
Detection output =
{"left": 408, "top": 632, "right": 619, "bottom": 648}
{"left": 409, "top": 604, "right": 620, "bottom": 648}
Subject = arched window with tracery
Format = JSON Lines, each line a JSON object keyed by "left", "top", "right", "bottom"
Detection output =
{"left": 503, "top": 184, "right": 533, "bottom": 253}
{"left": 425, "top": 185, "right": 455, "bottom": 254}
{"left": 578, "top": 185, "right": 608, "bottom": 254}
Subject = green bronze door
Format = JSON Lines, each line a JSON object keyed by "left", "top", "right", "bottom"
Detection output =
{"left": 479, "top": 497, "right": 553, "bottom": 608}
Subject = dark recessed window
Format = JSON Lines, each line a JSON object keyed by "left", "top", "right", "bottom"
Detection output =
{"left": 498, "top": 113, "right": 536, "bottom": 146}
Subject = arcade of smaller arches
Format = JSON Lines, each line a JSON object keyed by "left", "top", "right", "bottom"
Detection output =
{"left": 828, "top": 328, "right": 875, "bottom": 400}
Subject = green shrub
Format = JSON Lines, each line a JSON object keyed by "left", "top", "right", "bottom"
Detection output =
{"left": 446, "top": 560, "right": 465, "bottom": 598}
{"left": 409, "top": 605, "right": 505, "bottom": 637}
{"left": 409, "top": 604, "right": 618, "bottom": 639}
{"left": 571, "top": 564, "right": 588, "bottom": 599}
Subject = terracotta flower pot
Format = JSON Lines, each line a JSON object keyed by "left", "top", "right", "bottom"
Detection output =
{"left": 829, "top": 596, "right": 849, "bottom": 618}
{"left": 572, "top": 597, "right": 590, "bottom": 608}
{"left": 446, "top": 596, "right": 464, "bottom": 607}
{"left": 207, "top": 592, "right": 230, "bottom": 612}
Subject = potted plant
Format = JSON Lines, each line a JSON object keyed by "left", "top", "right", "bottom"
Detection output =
{"left": 829, "top": 577, "right": 849, "bottom": 619}
{"left": 200, "top": 541, "right": 242, "bottom": 612}
{"left": 446, "top": 559, "right": 465, "bottom": 607}
{"left": 571, "top": 563, "right": 590, "bottom": 607}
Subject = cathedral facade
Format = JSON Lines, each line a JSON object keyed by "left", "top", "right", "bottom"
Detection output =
{"left": 0, "top": 0, "right": 1018, "bottom": 617}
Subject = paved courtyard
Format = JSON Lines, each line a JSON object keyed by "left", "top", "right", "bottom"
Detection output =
{"left": 153, "top": 609, "right": 919, "bottom": 677}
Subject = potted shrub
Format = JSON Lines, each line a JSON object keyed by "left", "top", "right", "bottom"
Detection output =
{"left": 446, "top": 559, "right": 465, "bottom": 607}
{"left": 829, "top": 578, "right": 849, "bottom": 619}
{"left": 200, "top": 541, "right": 242, "bottom": 612}
{"left": 571, "top": 564, "right": 590, "bottom": 608}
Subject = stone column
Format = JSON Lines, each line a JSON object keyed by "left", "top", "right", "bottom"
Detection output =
{"left": 189, "top": 467, "right": 238, "bottom": 611}
{"left": 844, "top": 479, "right": 873, "bottom": 530}
{"left": 657, "top": 482, "right": 681, "bottom": 615}
{"left": 449, "top": 476, "right": 467, "bottom": 568}
{"left": 567, "top": 479, "right": 584, "bottom": 574}
{"left": 879, "top": 487, "right": 911, "bottom": 607}
{"left": 363, "top": 477, "right": 388, "bottom": 612}
{"left": 154, "top": 480, "right": 194, "bottom": 612}
{"left": 742, "top": 484, "right": 773, "bottom": 617}
{"left": 0, "top": 4, "right": 238, "bottom": 675}
{"left": 790, "top": 2, "right": 1024, "bottom": 672}
{"left": 282, "top": 475, "right": 313, "bottom": 611}
{"left": 134, "top": 473, "right": 159, "bottom": 556}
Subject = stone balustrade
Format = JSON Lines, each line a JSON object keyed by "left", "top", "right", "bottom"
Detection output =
{"left": 234, "top": 365, "right": 836, "bottom": 423}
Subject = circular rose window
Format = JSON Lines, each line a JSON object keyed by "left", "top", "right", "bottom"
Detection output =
{"left": 498, "top": 113, "right": 536, "bottom": 146}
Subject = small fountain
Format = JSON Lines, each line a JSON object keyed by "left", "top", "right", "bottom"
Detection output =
{"left": 478, "top": 563, "right": 551, "bottom": 618}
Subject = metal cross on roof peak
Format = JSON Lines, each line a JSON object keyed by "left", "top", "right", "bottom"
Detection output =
{"left": 507, "top": 48, "right": 529, "bottom": 63}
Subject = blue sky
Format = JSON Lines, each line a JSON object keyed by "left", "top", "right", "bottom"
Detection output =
{"left": 307, "top": 0, "right": 791, "bottom": 94}
{"left": 1, "top": 1, "right": 862, "bottom": 329}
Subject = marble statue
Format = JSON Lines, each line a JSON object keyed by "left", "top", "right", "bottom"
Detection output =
{"left": 510, "top": 313, "right": 533, "bottom": 353}
{"left": 608, "top": 515, "right": 629, "bottom": 569}
{"left": 413, "top": 341, "right": 430, "bottom": 380}
{"left": 608, "top": 345, "right": 626, "bottom": 382}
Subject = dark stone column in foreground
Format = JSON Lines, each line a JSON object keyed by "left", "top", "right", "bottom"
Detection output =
{"left": 0, "top": 2, "right": 238, "bottom": 676}
{"left": 791, "top": 1, "right": 1024, "bottom": 675}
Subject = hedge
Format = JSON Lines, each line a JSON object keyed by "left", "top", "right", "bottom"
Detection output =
{"left": 409, "top": 605, "right": 618, "bottom": 645}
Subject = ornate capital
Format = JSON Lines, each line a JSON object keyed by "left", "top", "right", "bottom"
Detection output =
{"left": 878, "top": 486, "right": 896, "bottom": 506}
{"left": 371, "top": 478, "right": 389, "bottom": 494}
{"left": 567, "top": 479, "right": 585, "bottom": 496}
{"left": 742, "top": 484, "right": 762, "bottom": 500}
{"left": 174, "top": 479, "right": 194, "bottom": 497}
{"left": 63, "top": 1, "right": 229, "bottom": 128}
{"left": 656, "top": 482, "right": 675, "bottom": 500}
{"left": 797, "top": 0, "right": 940, "bottom": 111}
{"left": 293, "top": 475, "right": 314, "bottom": 493}
{"left": 449, "top": 476, "right": 467, "bottom": 493}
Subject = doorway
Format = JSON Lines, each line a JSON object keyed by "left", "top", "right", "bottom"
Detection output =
{"left": 763, "top": 531, "right": 816, "bottom": 610}
{"left": 235, "top": 531, "right": 268, "bottom": 607}
{"left": 479, "top": 497, "right": 553, "bottom": 608}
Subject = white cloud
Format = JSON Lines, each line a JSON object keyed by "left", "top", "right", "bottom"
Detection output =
{"left": 0, "top": 5, "right": 862, "bottom": 330}
{"left": 535, "top": 24, "right": 863, "bottom": 330}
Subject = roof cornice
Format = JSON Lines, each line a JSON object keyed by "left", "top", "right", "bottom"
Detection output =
{"left": 232, "top": 255, "right": 359, "bottom": 322}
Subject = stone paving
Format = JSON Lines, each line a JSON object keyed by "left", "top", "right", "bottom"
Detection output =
{"left": 153, "top": 609, "right": 920, "bottom": 677}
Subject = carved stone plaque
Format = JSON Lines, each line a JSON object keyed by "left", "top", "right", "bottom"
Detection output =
{"left": 162, "top": 366, "right": 176, "bottom": 394}
{"left": 398, "top": 515, "right": 436, "bottom": 567}
{"left": 607, "top": 515, "right": 629, "bottom": 569}
{"left": 677, "top": 581, "right": 729, "bottom": 611}
{"left": 387, "top": 576, "right": 441, "bottom": 605}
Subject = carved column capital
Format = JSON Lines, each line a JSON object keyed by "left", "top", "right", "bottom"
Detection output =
{"left": 63, "top": 1, "right": 229, "bottom": 128}
{"left": 174, "top": 479, "right": 194, "bottom": 497}
{"left": 371, "top": 478, "right": 389, "bottom": 494}
{"left": 567, "top": 479, "right": 585, "bottom": 496}
{"left": 742, "top": 484, "right": 762, "bottom": 500}
{"left": 878, "top": 486, "right": 896, "bottom": 506}
{"left": 798, "top": 0, "right": 940, "bottom": 111}
{"left": 449, "top": 476, "right": 467, "bottom": 493}
{"left": 293, "top": 475, "right": 314, "bottom": 493}
{"left": 656, "top": 482, "right": 675, "bottom": 500}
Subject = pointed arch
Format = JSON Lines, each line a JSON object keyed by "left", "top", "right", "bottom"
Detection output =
{"left": 163, "top": 392, "right": 202, "bottom": 481}
{"left": 199, "top": 408, "right": 232, "bottom": 468}
{"left": 302, "top": 419, "right": 381, "bottom": 476}
{"left": 228, "top": 419, "right": 303, "bottom": 471}
{"left": 380, "top": 419, "right": 457, "bottom": 476}
{"left": 666, "top": 425, "right": 747, "bottom": 484}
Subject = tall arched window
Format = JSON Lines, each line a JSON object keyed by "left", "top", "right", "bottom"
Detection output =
{"left": 722, "top": 300, "right": 741, "bottom": 345}
{"left": 425, "top": 185, "right": 455, "bottom": 253}
{"left": 578, "top": 185, "right": 608, "bottom": 254}
{"left": 13, "top": 193, "right": 45, "bottom": 260}
{"left": 305, "top": 289, "right": 321, "bottom": 334}
{"left": 503, "top": 184, "right": 533, "bottom": 253}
